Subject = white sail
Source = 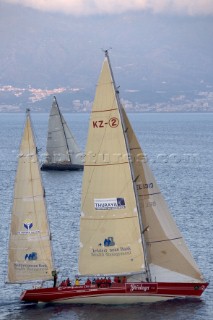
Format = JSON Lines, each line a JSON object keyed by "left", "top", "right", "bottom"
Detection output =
{"left": 78, "top": 55, "right": 145, "bottom": 276}
{"left": 121, "top": 106, "right": 204, "bottom": 282}
{"left": 46, "top": 97, "right": 82, "bottom": 165}
{"left": 63, "top": 116, "right": 83, "bottom": 165}
{"left": 7, "top": 111, "right": 54, "bottom": 283}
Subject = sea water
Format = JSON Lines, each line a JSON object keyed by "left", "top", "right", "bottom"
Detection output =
{"left": 0, "top": 112, "right": 212, "bottom": 319}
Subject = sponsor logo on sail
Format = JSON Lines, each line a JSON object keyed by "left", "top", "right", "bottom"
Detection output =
{"left": 94, "top": 198, "right": 125, "bottom": 210}
{"left": 25, "top": 252, "right": 37, "bottom": 260}
{"left": 14, "top": 262, "right": 48, "bottom": 271}
{"left": 17, "top": 219, "right": 40, "bottom": 234}
{"left": 91, "top": 244, "right": 132, "bottom": 257}
{"left": 104, "top": 236, "right": 115, "bottom": 247}
{"left": 24, "top": 219, "right": 33, "bottom": 230}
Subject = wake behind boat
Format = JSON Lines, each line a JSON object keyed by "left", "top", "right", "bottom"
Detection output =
{"left": 41, "top": 97, "right": 83, "bottom": 171}
{"left": 20, "top": 51, "right": 208, "bottom": 304}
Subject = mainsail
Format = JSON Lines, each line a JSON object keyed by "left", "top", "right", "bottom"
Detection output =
{"left": 79, "top": 54, "right": 145, "bottom": 276}
{"left": 7, "top": 110, "right": 54, "bottom": 283}
{"left": 121, "top": 107, "right": 204, "bottom": 282}
{"left": 45, "top": 97, "right": 82, "bottom": 166}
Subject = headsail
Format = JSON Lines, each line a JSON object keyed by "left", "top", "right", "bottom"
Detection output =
{"left": 7, "top": 110, "right": 54, "bottom": 283}
{"left": 46, "top": 97, "right": 82, "bottom": 165}
{"left": 78, "top": 53, "right": 145, "bottom": 276}
{"left": 121, "top": 106, "right": 204, "bottom": 282}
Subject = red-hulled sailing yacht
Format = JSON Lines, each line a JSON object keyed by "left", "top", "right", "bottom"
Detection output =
{"left": 10, "top": 52, "right": 208, "bottom": 304}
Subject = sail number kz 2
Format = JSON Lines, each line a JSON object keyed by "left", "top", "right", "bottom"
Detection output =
{"left": 93, "top": 117, "right": 119, "bottom": 128}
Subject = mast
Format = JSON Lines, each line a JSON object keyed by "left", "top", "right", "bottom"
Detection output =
{"left": 54, "top": 96, "right": 72, "bottom": 163}
{"left": 105, "top": 50, "right": 152, "bottom": 281}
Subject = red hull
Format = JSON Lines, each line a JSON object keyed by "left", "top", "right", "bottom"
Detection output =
{"left": 20, "top": 282, "right": 209, "bottom": 304}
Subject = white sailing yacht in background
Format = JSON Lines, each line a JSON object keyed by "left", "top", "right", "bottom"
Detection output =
{"left": 41, "top": 96, "right": 83, "bottom": 171}
{"left": 7, "top": 109, "right": 54, "bottom": 284}
{"left": 20, "top": 52, "right": 208, "bottom": 304}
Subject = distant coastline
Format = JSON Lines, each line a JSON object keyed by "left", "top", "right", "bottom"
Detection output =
{"left": 1, "top": 85, "right": 213, "bottom": 113}
{"left": 0, "top": 110, "right": 213, "bottom": 114}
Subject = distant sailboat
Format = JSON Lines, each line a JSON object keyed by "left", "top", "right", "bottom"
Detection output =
{"left": 41, "top": 97, "right": 83, "bottom": 171}
{"left": 7, "top": 109, "right": 54, "bottom": 284}
{"left": 20, "top": 52, "right": 208, "bottom": 304}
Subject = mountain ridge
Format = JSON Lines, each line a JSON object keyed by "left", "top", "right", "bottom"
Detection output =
{"left": 0, "top": 2, "right": 213, "bottom": 112}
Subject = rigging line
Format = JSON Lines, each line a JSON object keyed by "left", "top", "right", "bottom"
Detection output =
{"left": 56, "top": 100, "right": 72, "bottom": 163}
{"left": 120, "top": 117, "right": 151, "bottom": 279}
{"left": 6, "top": 279, "right": 53, "bottom": 285}
{"left": 107, "top": 72, "right": 151, "bottom": 281}
{"left": 81, "top": 216, "right": 140, "bottom": 221}
{"left": 61, "top": 112, "right": 81, "bottom": 159}
{"left": 24, "top": 117, "right": 43, "bottom": 255}
{"left": 48, "top": 144, "right": 69, "bottom": 149}
{"left": 103, "top": 53, "right": 150, "bottom": 277}
{"left": 49, "top": 128, "right": 62, "bottom": 133}
{"left": 84, "top": 161, "right": 128, "bottom": 167}
{"left": 28, "top": 116, "right": 42, "bottom": 250}
{"left": 130, "top": 147, "right": 141, "bottom": 151}
{"left": 139, "top": 192, "right": 161, "bottom": 197}
{"left": 29, "top": 115, "right": 53, "bottom": 266}
{"left": 62, "top": 114, "right": 81, "bottom": 157}
{"left": 39, "top": 159, "right": 54, "bottom": 268}
{"left": 29, "top": 111, "right": 43, "bottom": 159}
{"left": 50, "top": 113, "right": 59, "bottom": 117}
{"left": 147, "top": 237, "right": 182, "bottom": 244}
{"left": 92, "top": 108, "right": 117, "bottom": 113}
{"left": 63, "top": 120, "right": 79, "bottom": 146}
{"left": 19, "top": 154, "right": 34, "bottom": 158}
{"left": 14, "top": 196, "right": 42, "bottom": 200}
{"left": 66, "top": 132, "right": 82, "bottom": 154}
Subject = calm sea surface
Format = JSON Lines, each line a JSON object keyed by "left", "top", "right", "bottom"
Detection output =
{"left": 0, "top": 112, "right": 212, "bottom": 319}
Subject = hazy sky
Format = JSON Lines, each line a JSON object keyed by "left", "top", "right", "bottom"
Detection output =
{"left": 3, "top": 0, "right": 213, "bottom": 15}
